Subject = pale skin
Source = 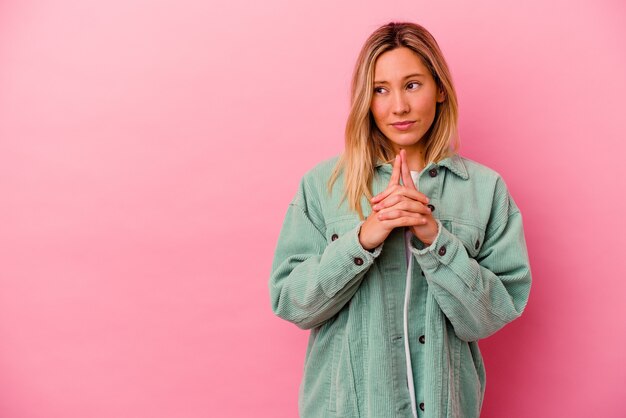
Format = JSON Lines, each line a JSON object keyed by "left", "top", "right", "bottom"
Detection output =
{"left": 358, "top": 46, "right": 445, "bottom": 250}
{"left": 358, "top": 148, "right": 439, "bottom": 250}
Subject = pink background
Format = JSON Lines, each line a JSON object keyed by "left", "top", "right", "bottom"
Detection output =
{"left": 1, "top": 0, "right": 625, "bottom": 417}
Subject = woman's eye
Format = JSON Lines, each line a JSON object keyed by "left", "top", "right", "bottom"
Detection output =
{"left": 407, "top": 82, "right": 422, "bottom": 90}
{"left": 374, "top": 87, "right": 385, "bottom": 94}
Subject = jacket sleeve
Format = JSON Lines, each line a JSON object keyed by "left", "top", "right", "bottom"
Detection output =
{"left": 409, "top": 178, "right": 532, "bottom": 342}
{"left": 269, "top": 177, "right": 383, "bottom": 330}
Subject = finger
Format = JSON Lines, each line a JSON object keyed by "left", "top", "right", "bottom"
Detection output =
{"left": 377, "top": 211, "right": 428, "bottom": 226}
{"left": 371, "top": 188, "right": 384, "bottom": 203}
{"left": 376, "top": 199, "right": 432, "bottom": 216}
{"left": 388, "top": 154, "right": 401, "bottom": 188}
{"left": 371, "top": 184, "right": 398, "bottom": 205}
{"left": 400, "top": 149, "right": 418, "bottom": 191}
{"left": 371, "top": 155, "right": 402, "bottom": 204}
{"left": 373, "top": 188, "right": 430, "bottom": 209}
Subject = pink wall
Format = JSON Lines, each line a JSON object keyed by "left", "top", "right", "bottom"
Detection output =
{"left": 1, "top": 0, "right": 624, "bottom": 417}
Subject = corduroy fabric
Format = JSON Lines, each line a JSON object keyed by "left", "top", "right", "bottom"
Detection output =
{"left": 269, "top": 153, "right": 532, "bottom": 418}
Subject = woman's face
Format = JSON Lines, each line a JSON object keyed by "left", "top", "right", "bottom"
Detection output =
{"left": 370, "top": 47, "right": 445, "bottom": 153}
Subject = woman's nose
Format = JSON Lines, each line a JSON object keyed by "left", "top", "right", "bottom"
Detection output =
{"left": 392, "top": 92, "right": 409, "bottom": 114}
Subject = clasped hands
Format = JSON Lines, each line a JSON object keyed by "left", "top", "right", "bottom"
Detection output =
{"left": 358, "top": 149, "right": 439, "bottom": 250}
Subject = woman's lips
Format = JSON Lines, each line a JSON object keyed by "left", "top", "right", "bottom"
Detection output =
{"left": 391, "top": 121, "right": 414, "bottom": 131}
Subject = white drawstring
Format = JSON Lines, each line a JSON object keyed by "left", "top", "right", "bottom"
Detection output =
{"left": 403, "top": 228, "right": 418, "bottom": 418}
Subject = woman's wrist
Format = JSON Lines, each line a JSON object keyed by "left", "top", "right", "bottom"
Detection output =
{"left": 358, "top": 225, "right": 379, "bottom": 251}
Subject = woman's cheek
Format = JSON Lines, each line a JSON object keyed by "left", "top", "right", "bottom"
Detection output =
{"left": 370, "top": 99, "right": 387, "bottom": 119}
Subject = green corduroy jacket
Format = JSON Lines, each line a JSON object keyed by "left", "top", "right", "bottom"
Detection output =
{"left": 269, "top": 153, "right": 532, "bottom": 418}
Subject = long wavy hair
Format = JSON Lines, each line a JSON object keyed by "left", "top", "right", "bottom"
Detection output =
{"left": 327, "top": 22, "right": 460, "bottom": 220}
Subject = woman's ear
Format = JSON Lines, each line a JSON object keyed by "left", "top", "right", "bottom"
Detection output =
{"left": 437, "top": 87, "right": 446, "bottom": 103}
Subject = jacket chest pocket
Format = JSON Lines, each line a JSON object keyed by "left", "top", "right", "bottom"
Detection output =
{"left": 450, "top": 221, "right": 485, "bottom": 259}
{"left": 325, "top": 215, "right": 360, "bottom": 244}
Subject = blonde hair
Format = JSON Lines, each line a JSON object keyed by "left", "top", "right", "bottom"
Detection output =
{"left": 327, "top": 21, "right": 460, "bottom": 220}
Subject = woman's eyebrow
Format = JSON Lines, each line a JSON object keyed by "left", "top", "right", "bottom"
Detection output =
{"left": 374, "top": 73, "right": 426, "bottom": 84}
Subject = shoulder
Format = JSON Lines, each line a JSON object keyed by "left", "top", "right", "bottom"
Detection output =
{"left": 456, "top": 155, "right": 504, "bottom": 182}
{"left": 456, "top": 154, "right": 520, "bottom": 221}
{"left": 302, "top": 154, "right": 342, "bottom": 182}
{"left": 455, "top": 155, "right": 512, "bottom": 196}
{"left": 296, "top": 153, "right": 342, "bottom": 198}
{"left": 289, "top": 154, "right": 342, "bottom": 216}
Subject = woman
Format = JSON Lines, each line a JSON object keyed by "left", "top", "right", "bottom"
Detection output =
{"left": 269, "top": 21, "right": 531, "bottom": 418}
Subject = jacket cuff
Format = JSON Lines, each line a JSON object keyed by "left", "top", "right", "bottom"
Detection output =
{"left": 408, "top": 219, "right": 461, "bottom": 270}
{"left": 321, "top": 220, "right": 383, "bottom": 297}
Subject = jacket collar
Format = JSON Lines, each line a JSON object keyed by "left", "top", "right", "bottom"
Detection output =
{"left": 374, "top": 153, "right": 469, "bottom": 180}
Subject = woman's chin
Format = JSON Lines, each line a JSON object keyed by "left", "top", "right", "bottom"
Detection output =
{"left": 387, "top": 136, "right": 425, "bottom": 148}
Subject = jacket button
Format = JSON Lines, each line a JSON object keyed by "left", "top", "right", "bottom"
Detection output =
{"left": 354, "top": 257, "right": 364, "bottom": 266}
{"left": 428, "top": 168, "right": 438, "bottom": 177}
{"left": 419, "top": 402, "right": 425, "bottom": 411}
{"left": 438, "top": 246, "right": 446, "bottom": 256}
{"left": 475, "top": 239, "right": 480, "bottom": 249}
{"left": 419, "top": 335, "right": 425, "bottom": 344}
{"left": 427, "top": 204, "right": 435, "bottom": 212}
{"left": 331, "top": 233, "right": 339, "bottom": 241}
